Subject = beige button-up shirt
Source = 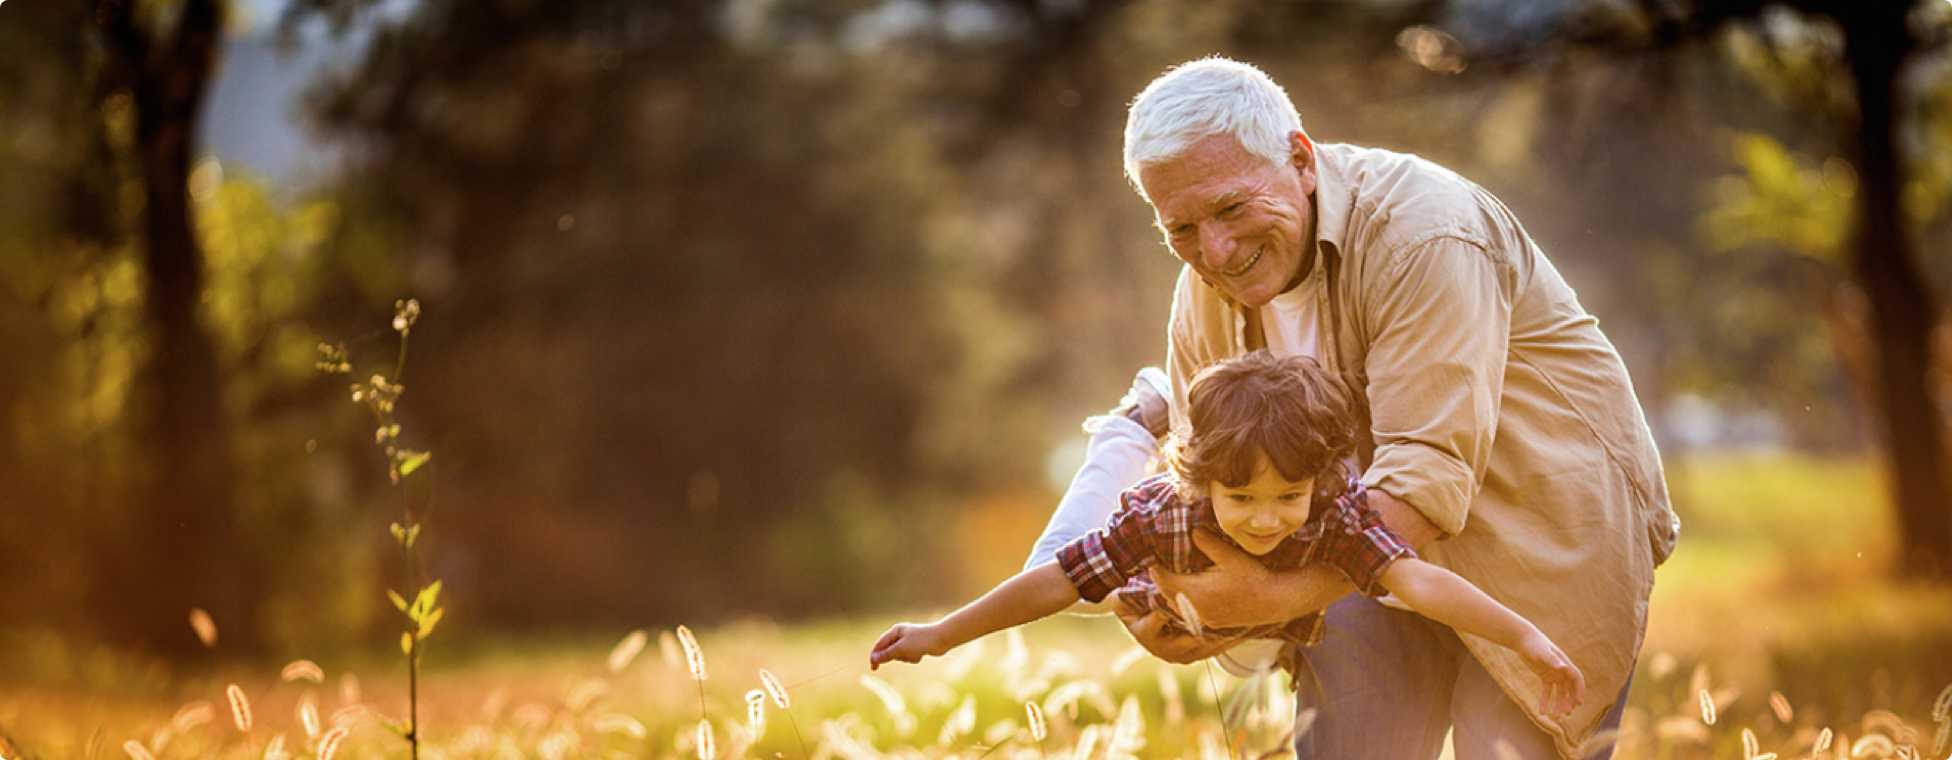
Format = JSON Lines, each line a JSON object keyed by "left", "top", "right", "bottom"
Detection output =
{"left": 1165, "top": 142, "right": 1680, "bottom": 757}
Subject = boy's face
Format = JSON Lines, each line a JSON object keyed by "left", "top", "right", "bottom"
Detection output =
{"left": 1206, "top": 451, "right": 1315, "bottom": 556}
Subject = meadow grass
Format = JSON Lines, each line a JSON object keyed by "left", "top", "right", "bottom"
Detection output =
{"left": 4, "top": 453, "right": 1952, "bottom": 759}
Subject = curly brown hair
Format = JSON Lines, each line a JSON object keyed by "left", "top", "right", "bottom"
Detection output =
{"left": 1164, "top": 351, "right": 1359, "bottom": 501}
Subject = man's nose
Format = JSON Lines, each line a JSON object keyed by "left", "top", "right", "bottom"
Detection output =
{"left": 1198, "top": 222, "right": 1235, "bottom": 270}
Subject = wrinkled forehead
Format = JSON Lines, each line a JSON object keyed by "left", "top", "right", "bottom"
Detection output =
{"left": 1140, "top": 136, "right": 1283, "bottom": 222}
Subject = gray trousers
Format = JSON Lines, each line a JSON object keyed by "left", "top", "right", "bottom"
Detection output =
{"left": 1293, "top": 594, "right": 1632, "bottom": 760}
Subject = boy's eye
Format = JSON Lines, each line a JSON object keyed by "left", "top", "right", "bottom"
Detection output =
{"left": 1280, "top": 492, "right": 1306, "bottom": 502}
{"left": 1226, "top": 493, "right": 1253, "bottom": 502}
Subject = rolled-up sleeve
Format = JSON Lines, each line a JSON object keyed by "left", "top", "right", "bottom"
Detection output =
{"left": 1358, "top": 237, "right": 1512, "bottom": 537}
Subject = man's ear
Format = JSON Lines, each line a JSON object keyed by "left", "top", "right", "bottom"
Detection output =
{"left": 1289, "top": 130, "right": 1315, "bottom": 168}
{"left": 1289, "top": 130, "right": 1316, "bottom": 193}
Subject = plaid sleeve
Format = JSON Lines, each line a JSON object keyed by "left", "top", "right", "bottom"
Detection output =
{"left": 1055, "top": 479, "right": 1171, "bottom": 603}
{"left": 1319, "top": 487, "right": 1417, "bottom": 597}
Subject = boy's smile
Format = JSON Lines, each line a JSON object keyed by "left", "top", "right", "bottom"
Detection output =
{"left": 1206, "top": 452, "right": 1315, "bottom": 555}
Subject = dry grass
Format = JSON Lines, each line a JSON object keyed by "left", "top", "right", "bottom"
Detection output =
{"left": 3, "top": 454, "right": 1951, "bottom": 759}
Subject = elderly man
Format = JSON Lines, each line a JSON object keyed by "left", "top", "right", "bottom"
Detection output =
{"left": 1024, "top": 58, "right": 1678, "bottom": 759}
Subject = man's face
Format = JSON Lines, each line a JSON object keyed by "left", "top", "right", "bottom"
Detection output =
{"left": 1138, "top": 132, "right": 1316, "bottom": 308}
{"left": 1206, "top": 451, "right": 1315, "bottom": 556}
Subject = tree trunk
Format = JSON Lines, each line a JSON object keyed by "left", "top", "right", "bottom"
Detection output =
{"left": 1841, "top": 4, "right": 1952, "bottom": 579}
{"left": 93, "top": 0, "right": 252, "bottom": 655}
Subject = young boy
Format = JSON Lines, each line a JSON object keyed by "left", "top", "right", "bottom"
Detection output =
{"left": 869, "top": 352, "right": 1586, "bottom": 716}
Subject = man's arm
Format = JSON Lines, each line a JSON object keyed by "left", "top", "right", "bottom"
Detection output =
{"left": 1146, "top": 491, "right": 1443, "bottom": 629}
{"left": 1358, "top": 237, "right": 1513, "bottom": 539}
{"left": 1363, "top": 488, "right": 1446, "bottom": 551}
{"left": 870, "top": 561, "right": 1078, "bottom": 668}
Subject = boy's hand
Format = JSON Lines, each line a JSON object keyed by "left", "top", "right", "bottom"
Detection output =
{"left": 869, "top": 622, "right": 946, "bottom": 670}
{"left": 1517, "top": 630, "right": 1585, "bottom": 717}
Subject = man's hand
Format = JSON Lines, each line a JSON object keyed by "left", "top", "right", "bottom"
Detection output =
{"left": 1150, "top": 529, "right": 1351, "bottom": 628}
{"left": 1111, "top": 593, "right": 1246, "bottom": 664}
{"left": 868, "top": 622, "right": 946, "bottom": 669}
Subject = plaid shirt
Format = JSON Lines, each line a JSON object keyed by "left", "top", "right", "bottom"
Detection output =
{"left": 1055, "top": 471, "right": 1415, "bottom": 672}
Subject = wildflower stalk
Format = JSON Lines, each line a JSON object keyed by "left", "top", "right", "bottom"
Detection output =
{"left": 321, "top": 298, "right": 440, "bottom": 760}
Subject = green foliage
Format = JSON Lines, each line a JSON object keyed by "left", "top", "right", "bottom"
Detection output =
{"left": 1701, "top": 133, "right": 1853, "bottom": 261}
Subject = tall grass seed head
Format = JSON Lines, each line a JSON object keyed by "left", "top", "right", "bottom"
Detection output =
{"left": 188, "top": 608, "right": 218, "bottom": 648}
{"left": 1174, "top": 592, "right": 1205, "bottom": 638}
{"left": 695, "top": 718, "right": 716, "bottom": 760}
{"left": 262, "top": 733, "right": 287, "bottom": 760}
{"left": 1768, "top": 690, "right": 1793, "bottom": 724}
{"left": 226, "top": 683, "right": 252, "bottom": 732}
{"left": 745, "top": 689, "right": 766, "bottom": 736}
{"left": 280, "top": 660, "right": 325, "bottom": 684}
{"left": 859, "top": 674, "right": 915, "bottom": 735}
{"left": 608, "top": 630, "right": 648, "bottom": 673}
{"left": 677, "top": 625, "right": 707, "bottom": 680}
{"left": 170, "top": 702, "right": 214, "bottom": 734}
{"left": 592, "top": 714, "right": 647, "bottom": 739}
{"left": 299, "top": 700, "right": 320, "bottom": 738}
{"left": 318, "top": 727, "right": 349, "bottom": 760}
{"left": 760, "top": 668, "right": 791, "bottom": 708}
{"left": 1849, "top": 734, "right": 1894, "bottom": 757}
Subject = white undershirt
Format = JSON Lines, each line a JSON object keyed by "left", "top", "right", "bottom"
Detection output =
{"left": 1259, "top": 271, "right": 1324, "bottom": 359}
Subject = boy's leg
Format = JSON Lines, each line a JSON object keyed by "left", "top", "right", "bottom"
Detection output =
{"left": 1448, "top": 649, "right": 1634, "bottom": 760}
{"left": 1023, "top": 368, "right": 1169, "bottom": 570}
{"left": 1292, "top": 595, "right": 1459, "bottom": 760}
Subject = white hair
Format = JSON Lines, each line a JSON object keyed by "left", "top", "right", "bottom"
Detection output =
{"left": 1122, "top": 57, "right": 1303, "bottom": 197}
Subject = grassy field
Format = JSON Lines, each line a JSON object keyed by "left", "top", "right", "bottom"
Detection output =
{"left": 4, "top": 454, "right": 1952, "bottom": 759}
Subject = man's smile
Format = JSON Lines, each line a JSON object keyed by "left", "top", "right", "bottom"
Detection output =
{"left": 1221, "top": 245, "right": 1264, "bottom": 277}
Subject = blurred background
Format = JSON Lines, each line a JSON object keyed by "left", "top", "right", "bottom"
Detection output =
{"left": 3, "top": 0, "right": 1952, "bottom": 724}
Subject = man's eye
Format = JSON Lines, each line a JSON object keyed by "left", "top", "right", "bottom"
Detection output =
{"left": 1219, "top": 203, "right": 1244, "bottom": 218}
{"left": 1169, "top": 226, "right": 1193, "bottom": 238}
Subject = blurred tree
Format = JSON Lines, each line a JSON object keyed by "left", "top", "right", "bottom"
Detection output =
{"left": 87, "top": 0, "right": 260, "bottom": 653}
{"left": 278, "top": 0, "right": 998, "bottom": 623}
{"left": 1417, "top": 0, "right": 1952, "bottom": 574}
{"left": 1657, "top": 1, "right": 1952, "bottom": 578}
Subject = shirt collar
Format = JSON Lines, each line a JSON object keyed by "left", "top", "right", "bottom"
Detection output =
{"left": 1310, "top": 143, "right": 1355, "bottom": 264}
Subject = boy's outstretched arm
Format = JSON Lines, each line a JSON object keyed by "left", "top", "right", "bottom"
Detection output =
{"left": 870, "top": 561, "right": 1078, "bottom": 669}
{"left": 1378, "top": 558, "right": 1587, "bottom": 716}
